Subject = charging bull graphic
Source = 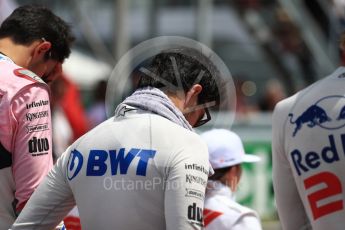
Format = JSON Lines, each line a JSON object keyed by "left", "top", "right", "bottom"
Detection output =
{"left": 289, "top": 95, "right": 345, "bottom": 137}
{"left": 289, "top": 105, "right": 331, "bottom": 137}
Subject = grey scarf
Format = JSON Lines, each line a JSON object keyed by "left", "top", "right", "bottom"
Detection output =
{"left": 114, "top": 87, "right": 193, "bottom": 131}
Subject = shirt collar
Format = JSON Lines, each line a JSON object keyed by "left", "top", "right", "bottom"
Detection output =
{"left": 206, "top": 180, "right": 235, "bottom": 200}
{"left": 0, "top": 52, "right": 14, "bottom": 64}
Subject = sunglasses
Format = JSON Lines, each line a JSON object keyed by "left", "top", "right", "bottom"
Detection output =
{"left": 184, "top": 101, "right": 216, "bottom": 127}
{"left": 194, "top": 107, "right": 211, "bottom": 127}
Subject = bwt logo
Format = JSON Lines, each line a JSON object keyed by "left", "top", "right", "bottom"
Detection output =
{"left": 289, "top": 95, "right": 345, "bottom": 137}
{"left": 67, "top": 148, "right": 156, "bottom": 180}
{"left": 67, "top": 149, "right": 84, "bottom": 180}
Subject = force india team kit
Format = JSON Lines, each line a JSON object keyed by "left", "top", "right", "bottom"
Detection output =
{"left": 0, "top": 53, "right": 53, "bottom": 229}
{"left": 273, "top": 67, "right": 345, "bottom": 230}
{"left": 11, "top": 92, "right": 211, "bottom": 230}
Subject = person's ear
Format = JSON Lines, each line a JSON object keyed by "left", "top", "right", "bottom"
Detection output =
{"left": 32, "top": 40, "right": 51, "bottom": 60}
{"left": 228, "top": 166, "right": 240, "bottom": 192}
{"left": 230, "top": 177, "right": 238, "bottom": 192}
{"left": 184, "top": 84, "right": 202, "bottom": 108}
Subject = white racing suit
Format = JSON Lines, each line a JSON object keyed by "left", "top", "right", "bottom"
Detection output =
{"left": 204, "top": 181, "right": 262, "bottom": 230}
{"left": 11, "top": 109, "right": 210, "bottom": 230}
{"left": 273, "top": 67, "right": 345, "bottom": 230}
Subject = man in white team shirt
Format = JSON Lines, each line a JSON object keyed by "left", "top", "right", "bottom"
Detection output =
{"left": 201, "top": 129, "right": 262, "bottom": 230}
{"left": 273, "top": 33, "right": 345, "bottom": 230}
{"left": 11, "top": 48, "right": 221, "bottom": 230}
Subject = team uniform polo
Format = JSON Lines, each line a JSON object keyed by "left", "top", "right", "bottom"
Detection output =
{"left": 11, "top": 109, "right": 210, "bottom": 230}
{"left": 273, "top": 67, "right": 345, "bottom": 230}
{"left": 0, "top": 54, "right": 53, "bottom": 229}
{"left": 204, "top": 181, "right": 262, "bottom": 230}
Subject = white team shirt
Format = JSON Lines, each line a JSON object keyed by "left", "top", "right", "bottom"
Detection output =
{"left": 204, "top": 181, "right": 262, "bottom": 230}
{"left": 11, "top": 109, "right": 210, "bottom": 230}
{"left": 273, "top": 67, "right": 345, "bottom": 230}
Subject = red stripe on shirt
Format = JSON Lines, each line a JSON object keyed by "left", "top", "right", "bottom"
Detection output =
{"left": 203, "top": 208, "right": 223, "bottom": 226}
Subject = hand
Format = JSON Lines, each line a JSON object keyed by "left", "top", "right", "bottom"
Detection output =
{"left": 43, "top": 62, "right": 62, "bottom": 85}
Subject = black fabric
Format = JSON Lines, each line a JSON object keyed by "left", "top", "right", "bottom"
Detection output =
{"left": 0, "top": 142, "right": 12, "bottom": 169}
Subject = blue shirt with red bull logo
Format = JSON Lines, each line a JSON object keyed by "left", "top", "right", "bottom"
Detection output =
{"left": 273, "top": 67, "right": 345, "bottom": 230}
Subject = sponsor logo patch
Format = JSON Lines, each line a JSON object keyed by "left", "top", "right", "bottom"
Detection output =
{"left": 187, "top": 202, "right": 203, "bottom": 227}
{"left": 185, "top": 188, "right": 204, "bottom": 200}
{"left": 185, "top": 163, "right": 208, "bottom": 176}
{"left": 289, "top": 95, "right": 345, "bottom": 137}
{"left": 26, "top": 110, "right": 49, "bottom": 121}
{"left": 67, "top": 149, "right": 84, "bottom": 180}
{"left": 186, "top": 174, "right": 207, "bottom": 186}
{"left": 26, "top": 123, "right": 49, "bottom": 133}
{"left": 28, "top": 137, "right": 49, "bottom": 156}
{"left": 67, "top": 148, "right": 156, "bottom": 179}
{"left": 26, "top": 100, "right": 49, "bottom": 109}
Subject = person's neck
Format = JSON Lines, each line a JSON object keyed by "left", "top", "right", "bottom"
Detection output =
{"left": 0, "top": 38, "right": 32, "bottom": 68}
{"left": 165, "top": 91, "right": 185, "bottom": 111}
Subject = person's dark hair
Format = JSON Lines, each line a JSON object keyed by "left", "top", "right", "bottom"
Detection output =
{"left": 209, "top": 166, "right": 231, "bottom": 181}
{"left": 137, "top": 48, "right": 220, "bottom": 106}
{"left": 0, "top": 5, "right": 75, "bottom": 62}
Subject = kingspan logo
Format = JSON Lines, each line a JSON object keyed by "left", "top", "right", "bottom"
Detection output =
{"left": 289, "top": 95, "right": 345, "bottom": 137}
{"left": 67, "top": 149, "right": 84, "bottom": 180}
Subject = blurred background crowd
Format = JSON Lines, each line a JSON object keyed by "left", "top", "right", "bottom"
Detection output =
{"left": 1, "top": 0, "right": 344, "bottom": 229}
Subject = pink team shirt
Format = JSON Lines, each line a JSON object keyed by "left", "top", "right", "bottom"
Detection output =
{"left": 0, "top": 55, "right": 53, "bottom": 229}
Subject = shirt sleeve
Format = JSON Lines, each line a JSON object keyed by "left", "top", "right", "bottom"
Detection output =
{"left": 164, "top": 135, "right": 209, "bottom": 230}
{"left": 272, "top": 101, "right": 310, "bottom": 230}
{"left": 10, "top": 148, "right": 75, "bottom": 230}
{"left": 10, "top": 84, "right": 53, "bottom": 213}
{"left": 232, "top": 213, "right": 262, "bottom": 230}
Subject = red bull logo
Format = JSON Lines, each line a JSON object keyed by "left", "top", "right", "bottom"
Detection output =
{"left": 290, "top": 134, "right": 343, "bottom": 176}
{"left": 289, "top": 95, "right": 345, "bottom": 137}
{"left": 289, "top": 95, "right": 345, "bottom": 221}
{"left": 290, "top": 134, "right": 345, "bottom": 220}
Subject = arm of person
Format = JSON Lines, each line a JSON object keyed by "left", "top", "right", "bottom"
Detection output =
{"left": 10, "top": 147, "right": 76, "bottom": 230}
{"left": 232, "top": 213, "right": 262, "bottom": 230}
{"left": 164, "top": 134, "right": 209, "bottom": 230}
{"left": 272, "top": 101, "right": 310, "bottom": 230}
{"left": 10, "top": 84, "right": 53, "bottom": 214}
